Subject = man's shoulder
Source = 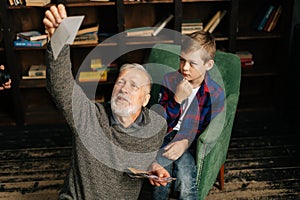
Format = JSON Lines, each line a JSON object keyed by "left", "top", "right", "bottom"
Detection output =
{"left": 145, "top": 107, "right": 166, "bottom": 124}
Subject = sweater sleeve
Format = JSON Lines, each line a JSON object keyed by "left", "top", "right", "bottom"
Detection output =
{"left": 46, "top": 43, "right": 101, "bottom": 131}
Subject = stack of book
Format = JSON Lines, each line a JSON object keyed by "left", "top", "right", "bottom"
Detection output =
{"left": 125, "top": 14, "right": 174, "bottom": 37}
{"left": 253, "top": 4, "right": 282, "bottom": 32}
{"left": 14, "top": 31, "right": 48, "bottom": 47}
{"left": 73, "top": 25, "right": 99, "bottom": 45}
{"left": 203, "top": 10, "right": 227, "bottom": 33}
{"left": 22, "top": 64, "right": 46, "bottom": 79}
{"left": 181, "top": 19, "right": 203, "bottom": 35}
{"left": 8, "top": 0, "right": 24, "bottom": 6}
{"left": 236, "top": 51, "right": 254, "bottom": 68}
{"left": 78, "top": 58, "right": 117, "bottom": 82}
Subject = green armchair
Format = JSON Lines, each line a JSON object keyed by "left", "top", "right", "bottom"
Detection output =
{"left": 145, "top": 43, "right": 241, "bottom": 199}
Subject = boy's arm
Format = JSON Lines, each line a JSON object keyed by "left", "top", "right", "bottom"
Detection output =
{"left": 172, "top": 84, "right": 225, "bottom": 144}
{"left": 158, "top": 79, "right": 181, "bottom": 130}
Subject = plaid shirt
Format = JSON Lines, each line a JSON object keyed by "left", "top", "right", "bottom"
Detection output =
{"left": 158, "top": 71, "right": 225, "bottom": 145}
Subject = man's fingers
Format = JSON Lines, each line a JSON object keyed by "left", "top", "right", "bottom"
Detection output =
{"left": 43, "top": 18, "right": 56, "bottom": 37}
{"left": 44, "top": 10, "right": 57, "bottom": 28}
{"left": 49, "top": 5, "right": 63, "bottom": 25}
{"left": 44, "top": 4, "right": 67, "bottom": 37}
{"left": 43, "top": 17, "right": 54, "bottom": 28}
{"left": 58, "top": 4, "right": 67, "bottom": 19}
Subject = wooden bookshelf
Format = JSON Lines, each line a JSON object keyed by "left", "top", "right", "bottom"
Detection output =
{"left": 0, "top": 0, "right": 295, "bottom": 126}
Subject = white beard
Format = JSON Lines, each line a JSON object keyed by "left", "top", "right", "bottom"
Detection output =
{"left": 111, "top": 95, "right": 140, "bottom": 117}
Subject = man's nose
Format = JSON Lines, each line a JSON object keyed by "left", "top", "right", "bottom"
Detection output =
{"left": 120, "top": 82, "right": 130, "bottom": 93}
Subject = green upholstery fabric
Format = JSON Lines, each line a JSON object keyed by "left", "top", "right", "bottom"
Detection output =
{"left": 146, "top": 44, "right": 241, "bottom": 199}
{"left": 196, "top": 50, "right": 241, "bottom": 199}
{"left": 145, "top": 43, "right": 181, "bottom": 107}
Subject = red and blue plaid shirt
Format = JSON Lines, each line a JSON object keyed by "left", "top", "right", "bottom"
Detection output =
{"left": 158, "top": 71, "right": 225, "bottom": 146}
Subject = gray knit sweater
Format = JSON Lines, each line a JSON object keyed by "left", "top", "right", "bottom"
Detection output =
{"left": 46, "top": 44, "right": 167, "bottom": 200}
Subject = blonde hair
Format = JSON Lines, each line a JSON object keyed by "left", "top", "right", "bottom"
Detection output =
{"left": 182, "top": 30, "right": 216, "bottom": 64}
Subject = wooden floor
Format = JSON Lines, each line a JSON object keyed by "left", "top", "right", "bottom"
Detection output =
{"left": 0, "top": 111, "right": 299, "bottom": 199}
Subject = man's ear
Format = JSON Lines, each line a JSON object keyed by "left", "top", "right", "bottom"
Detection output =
{"left": 142, "top": 93, "right": 151, "bottom": 107}
{"left": 205, "top": 59, "right": 214, "bottom": 71}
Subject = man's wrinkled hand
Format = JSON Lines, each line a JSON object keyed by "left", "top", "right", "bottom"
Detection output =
{"left": 148, "top": 162, "right": 171, "bottom": 187}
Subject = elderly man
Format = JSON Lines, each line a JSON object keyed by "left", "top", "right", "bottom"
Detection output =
{"left": 44, "top": 4, "right": 170, "bottom": 200}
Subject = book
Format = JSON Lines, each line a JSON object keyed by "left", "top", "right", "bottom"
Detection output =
{"left": 182, "top": 19, "right": 203, "bottom": 26}
{"left": 8, "top": 0, "right": 15, "bottom": 6}
{"left": 13, "top": 38, "right": 47, "bottom": 47}
{"left": 126, "top": 27, "right": 154, "bottom": 37}
{"left": 125, "top": 14, "right": 174, "bottom": 37}
{"left": 17, "top": 31, "right": 48, "bottom": 41}
{"left": 28, "top": 64, "right": 46, "bottom": 77}
{"left": 236, "top": 51, "right": 254, "bottom": 68}
{"left": 152, "top": 14, "right": 174, "bottom": 36}
{"left": 73, "top": 31, "right": 98, "bottom": 45}
{"left": 25, "top": 0, "right": 51, "bottom": 6}
{"left": 207, "top": 10, "right": 227, "bottom": 33}
{"left": 236, "top": 51, "right": 253, "bottom": 59}
{"left": 90, "top": 58, "right": 103, "bottom": 70}
{"left": 77, "top": 25, "right": 99, "bottom": 36}
{"left": 266, "top": 5, "right": 282, "bottom": 32}
{"left": 241, "top": 60, "right": 254, "bottom": 68}
{"left": 263, "top": 6, "right": 277, "bottom": 32}
{"left": 12, "top": 0, "right": 22, "bottom": 5}
{"left": 78, "top": 70, "right": 108, "bottom": 82}
{"left": 203, "top": 10, "right": 222, "bottom": 32}
{"left": 22, "top": 75, "right": 46, "bottom": 79}
{"left": 256, "top": 4, "right": 276, "bottom": 31}
{"left": 181, "top": 19, "right": 203, "bottom": 35}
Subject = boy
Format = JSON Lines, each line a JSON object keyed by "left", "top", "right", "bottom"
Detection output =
{"left": 152, "top": 31, "right": 225, "bottom": 199}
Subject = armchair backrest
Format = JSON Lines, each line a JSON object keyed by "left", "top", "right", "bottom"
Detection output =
{"left": 145, "top": 43, "right": 180, "bottom": 108}
{"left": 213, "top": 50, "right": 241, "bottom": 98}
{"left": 196, "top": 50, "right": 241, "bottom": 199}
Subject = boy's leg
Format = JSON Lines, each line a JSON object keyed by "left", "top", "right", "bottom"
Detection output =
{"left": 173, "top": 149, "right": 198, "bottom": 200}
{"left": 152, "top": 130, "right": 178, "bottom": 200}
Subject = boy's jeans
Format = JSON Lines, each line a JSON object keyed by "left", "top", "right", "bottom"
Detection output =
{"left": 152, "top": 148, "right": 198, "bottom": 200}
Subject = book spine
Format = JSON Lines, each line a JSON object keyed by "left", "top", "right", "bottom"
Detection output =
{"left": 267, "top": 5, "right": 282, "bottom": 32}
{"left": 263, "top": 7, "right": 277, "bottom": 32}
{"left": 78, "top": 71, "right": 107, "bottom": 82}
{"left": 241, "top": 60, "right": 254, "bottom": 68}
{"left": 257, "top": 5, "right": 275, "bottom": 31}
{"left": 8, "top": 0, "right": 15, "bottom": 6}
{"left": 203, "top": 10, "right": 222, "bottom": 32}
{"left": 152, "top": 14, "right": 174, "bottom": 36}
{"left": 126, "top": 28, "right": 153, "bottom": 37}
{"left": 13, "top": 40, "right": 44, "bottom": 47}
{"left": 29, "top": 71, "right": 46, "bottom": 77}
{"left": 208, "top": 10, "right": 227, "bottom": 33}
